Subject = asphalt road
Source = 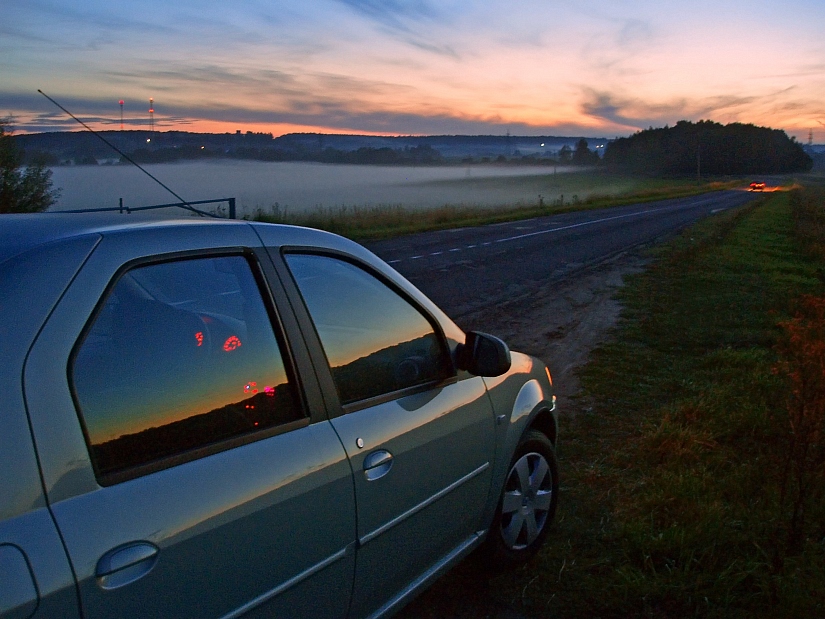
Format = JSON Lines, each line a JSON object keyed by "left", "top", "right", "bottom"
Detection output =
{"left": 365, "top": 190, "right": 759, "bottom": 318}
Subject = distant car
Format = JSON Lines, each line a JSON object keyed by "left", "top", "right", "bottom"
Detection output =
{"left": 749, "top": 181, "right": 766, "bottom": 191}
{"left": 0, "top": 214, "right": 558, "bottom": 619}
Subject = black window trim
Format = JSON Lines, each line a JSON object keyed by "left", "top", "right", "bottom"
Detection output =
{"left": 279, "top": 247, "right": 458, "bottom": 416}
{"left": 68, "top": 248, "right": 310, "bottom": 487}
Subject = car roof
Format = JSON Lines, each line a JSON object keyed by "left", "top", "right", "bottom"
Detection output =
{"left": 0, "top": 213, "right": 363, "bottom": 267}
{"left": 0, "top": 214, "right": 239, "bottom": 264}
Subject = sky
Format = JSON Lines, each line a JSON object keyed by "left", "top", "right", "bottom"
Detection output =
{"left": 3, "top": 0, "right": 825, "bottom": 140}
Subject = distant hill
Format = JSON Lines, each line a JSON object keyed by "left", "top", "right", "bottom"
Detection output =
{"left": 14, "top": 130, "right": 608, "bottom": 166}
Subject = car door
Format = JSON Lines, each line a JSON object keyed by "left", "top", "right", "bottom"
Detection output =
{"left": 23, "top": 223, "right": 356, "bottom": 619}
{"left": 281, "top": 252, "right": 497, "bottom": 618}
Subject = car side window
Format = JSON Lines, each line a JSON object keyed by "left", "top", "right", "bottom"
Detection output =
{"left": 71, "top": 255, "right": 303, "bottom": 484}
{"left": 284, "top": 253, "right": 452, "bottom": 406}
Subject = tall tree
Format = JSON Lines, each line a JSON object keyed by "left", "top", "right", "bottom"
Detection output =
{"left": 572, "top": 138, "right": 598, "bottom": 165}
{"left": 0, "top": 119, "right": 60, "bottom": 213}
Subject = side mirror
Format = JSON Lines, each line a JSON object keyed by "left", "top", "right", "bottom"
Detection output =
{"left": 455, "top": 331, "right": 512, "bottom": 377}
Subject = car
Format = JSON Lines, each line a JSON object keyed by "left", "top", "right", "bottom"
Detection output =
{"left": 0, "top": 214, "right": 558, "bottom": 619}
{"left": 749, "top": 181, "right": 766, "bottom": 191}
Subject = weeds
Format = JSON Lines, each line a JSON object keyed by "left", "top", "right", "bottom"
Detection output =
{"left": 773, "top": 296, "right": 825, "bottom": 551}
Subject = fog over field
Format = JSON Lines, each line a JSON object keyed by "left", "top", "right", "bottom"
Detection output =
{"left": 48, "top": 160, "right": 591, "bottom": 217}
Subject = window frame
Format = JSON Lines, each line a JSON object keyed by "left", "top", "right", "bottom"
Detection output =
{"left": 68, "top": 248, "right": 309, "bottom": 486}
{"left": 280, "top": 248, "right": 457, "bottom": 416}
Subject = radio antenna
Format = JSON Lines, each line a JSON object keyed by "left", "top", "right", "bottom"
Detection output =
{"left": 38, "top": 89, "right": 212, "bottom": 217}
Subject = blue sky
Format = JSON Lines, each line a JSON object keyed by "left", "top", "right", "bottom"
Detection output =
{"left": 3, "top": 0, "right": 824, "bottom": 138}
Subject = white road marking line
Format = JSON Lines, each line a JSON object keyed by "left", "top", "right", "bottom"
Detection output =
{"left": 490, "top": 198, "right": 717, "bottom": 244}
{"left": 386, "top": 194, "right": 729, "bottom": 264}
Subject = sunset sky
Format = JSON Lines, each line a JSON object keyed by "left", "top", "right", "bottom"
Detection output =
{"left": 3, "top": 0, "right": 824, "bottom": 140}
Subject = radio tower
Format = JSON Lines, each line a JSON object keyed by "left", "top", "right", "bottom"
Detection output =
{"left": 149, "top": 97, "right": 154, "bottom": 135}
{"left": 119, "top": 100, "right": 124, "bottom": 130}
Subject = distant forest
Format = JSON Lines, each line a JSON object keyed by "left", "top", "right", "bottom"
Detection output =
{"left": 14, "top": 131, "right": 601, "bottom": 167}
{"left": 14, "top": 121, "right": 816, "bottom": 176}
{"left": 602, "top": 120, "right": 812, "bottom": 176}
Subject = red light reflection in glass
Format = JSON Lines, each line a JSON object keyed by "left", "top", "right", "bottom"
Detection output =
{"left": 264, "top": 386, "right": 275, "bottom": 397}
{"left": 195, "top": 331, "right": 204, "bottom": 346}
{"left": 224, "top": 336, "right": 242, "bottom": 351}
{"left": 244, "top": 382, "right": 258, "bottom": 394}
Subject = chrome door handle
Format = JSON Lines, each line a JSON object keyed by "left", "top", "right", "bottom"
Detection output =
{"left": 96, "top": 541, "right": 159, "bottom": 590}
{"left": 363, "top": 450, "right": 393, "bottom": 481}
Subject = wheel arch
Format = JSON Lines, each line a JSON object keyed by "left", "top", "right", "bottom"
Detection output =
{"left": 528, "top": 408, "right": 557, "bottom": 447}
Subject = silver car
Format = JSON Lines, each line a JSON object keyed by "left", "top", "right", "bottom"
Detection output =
{"left": 1, "top": 214, "right": 558, "bottom": 619}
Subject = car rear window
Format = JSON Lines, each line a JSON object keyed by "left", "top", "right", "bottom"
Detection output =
{"left": 71, "top": 255, "right": 303, "bottom": 484}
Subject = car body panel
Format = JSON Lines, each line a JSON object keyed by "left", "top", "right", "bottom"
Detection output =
{"left": 0, "top": 232, "right": 101, "bottom": 619}
{"left": 0, "top": 515, "right": 81, "bottom": 619}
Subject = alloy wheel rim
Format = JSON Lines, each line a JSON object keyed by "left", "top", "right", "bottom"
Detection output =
{"left": 499, "top": 451, "right": 553, "bottom": 550}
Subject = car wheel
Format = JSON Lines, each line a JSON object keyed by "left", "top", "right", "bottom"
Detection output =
{"left": 488, "top": 429, "right": 558, "bottom": 566}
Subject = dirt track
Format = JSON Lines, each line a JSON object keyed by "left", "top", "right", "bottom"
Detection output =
{"left": 456, "top": 248, "right": 650, "bottom": 415}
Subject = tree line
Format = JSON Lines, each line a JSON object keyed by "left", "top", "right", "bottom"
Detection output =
{"left": 603, "top": 120, "right": 812, "bottom": 176}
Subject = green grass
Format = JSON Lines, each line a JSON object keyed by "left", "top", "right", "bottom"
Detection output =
{"left": 487, "top": 192, "right": 825, "bottom": 617}
{"left": 251, "top": 171, "right": 743, "bottom": 241}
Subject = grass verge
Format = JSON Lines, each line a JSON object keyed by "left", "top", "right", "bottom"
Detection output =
{"left": 252, "top": 172, "right": 743, "bottom": 241}
{"left": 489, "top": 191, "right": 825, "bottom": 617}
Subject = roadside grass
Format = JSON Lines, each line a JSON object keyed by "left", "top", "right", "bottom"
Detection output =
{"left": 490, "top": 191, "right": 825, "bottom": 617}
{"left": 252, "top": 172, "right": 743, "bottom": 241}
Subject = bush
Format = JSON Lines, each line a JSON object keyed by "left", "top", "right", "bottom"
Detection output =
{"left": 0, "top": 119, "right": 60, "bottom": 213}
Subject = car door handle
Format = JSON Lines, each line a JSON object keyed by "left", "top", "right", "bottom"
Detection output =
{"left": 96, "top": 542, "right": 159, "bottom": 590}
{"left": 363, "top": 450, "right": 393, "bottom": 481}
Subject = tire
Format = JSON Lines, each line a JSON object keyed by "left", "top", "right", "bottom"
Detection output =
{"left": 486, "top": 429, "right": 558, "bottom": 567}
